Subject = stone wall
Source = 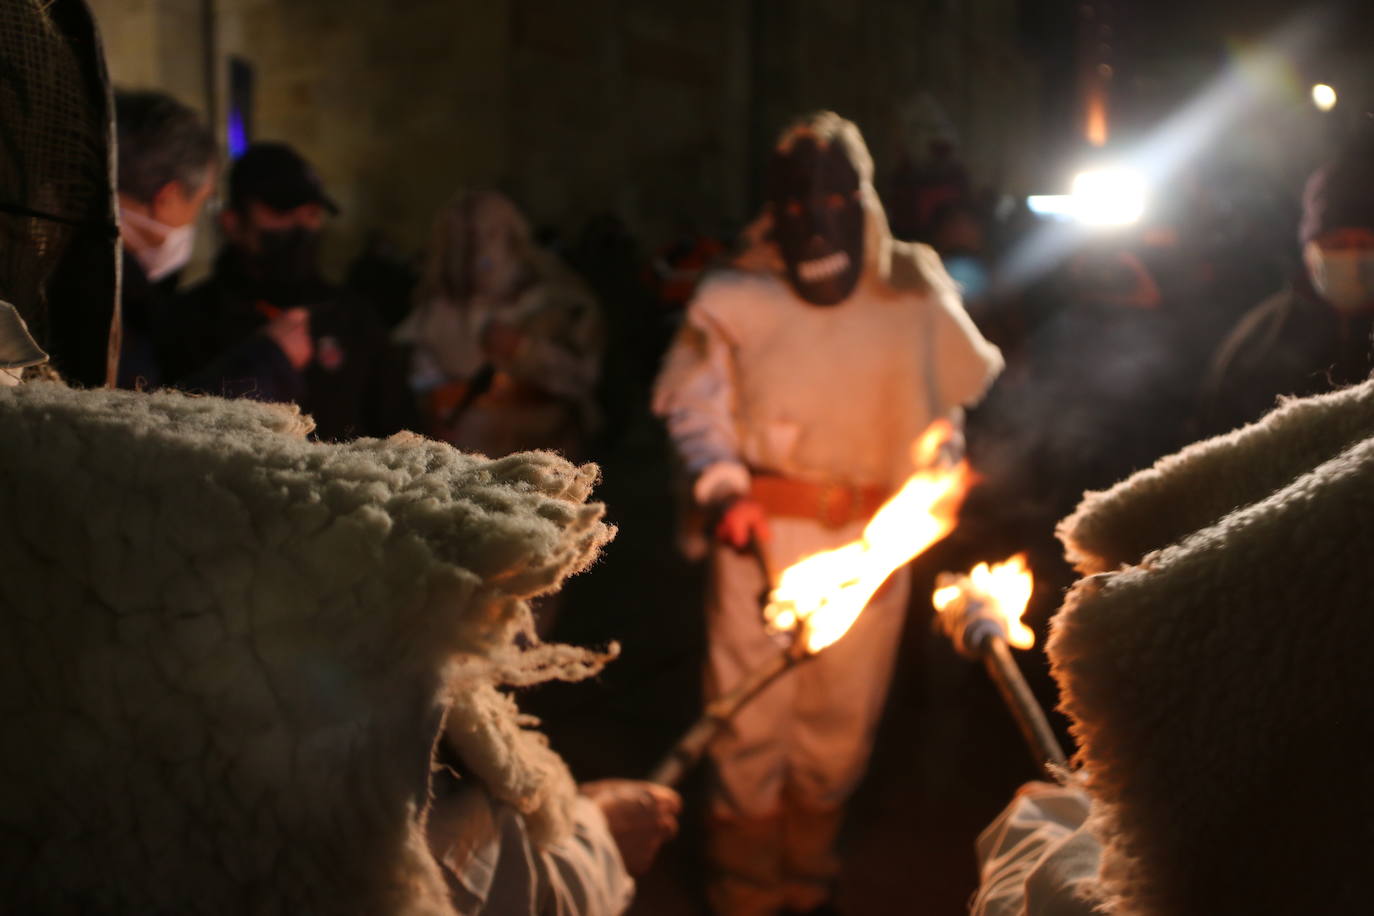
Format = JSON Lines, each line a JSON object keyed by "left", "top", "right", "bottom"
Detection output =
{"left": 86, "top": 0, "right": 1045, "bottom": 271}
{"left": 88, "top": 0, "right": 210, "bottom": 109}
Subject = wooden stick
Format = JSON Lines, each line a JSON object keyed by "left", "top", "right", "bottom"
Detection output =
{"left": 980, "top": 634, "right": 1068, "bottom": 775}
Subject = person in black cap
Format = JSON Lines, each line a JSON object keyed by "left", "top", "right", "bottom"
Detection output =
{"left": 1198, "top": 123, "right": 1374, "bottom": 435}
{"left": 162, "top": 141, "right": 416, "bottom": 440}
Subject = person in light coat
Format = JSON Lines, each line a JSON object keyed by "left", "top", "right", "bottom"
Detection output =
{"left": 654, "top": 111, "right": 1002, "bottom": 915}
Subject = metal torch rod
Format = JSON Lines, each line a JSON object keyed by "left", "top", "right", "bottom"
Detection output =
{"left": 649, "top": 646, "right": 800, "bottom": 787}
{"left": 979, "top": 634, "right": 1068, "bottom": 774}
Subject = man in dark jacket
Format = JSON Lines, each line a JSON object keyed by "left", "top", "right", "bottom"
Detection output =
{"left": 1199, "top": 127, "right": 1374, "bottom": 435}
{"left": 165, "top": 142, "right": 416, "bottom": 440}
{"left": 114, "top": 90, "right": 218, "bottom": 390}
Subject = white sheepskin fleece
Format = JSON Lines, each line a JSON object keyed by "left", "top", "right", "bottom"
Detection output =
{"left": 0, "top": 382, "right": 615, "bottom": 913}
{"left": 1049, "top": 378, "right": 1374, "bottom": 915}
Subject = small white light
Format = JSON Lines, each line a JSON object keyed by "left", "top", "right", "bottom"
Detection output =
{"left": 1312, "top": 83, "right": 1337, "bottom": 112}
{"left": 1069, "top": 167, "right": 1147, "bottom": 226}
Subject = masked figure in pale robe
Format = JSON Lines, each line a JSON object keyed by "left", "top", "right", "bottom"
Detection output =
{"left": 397, "top": 191, "right": 603, "bottom": 460}
{"left": 654, "top": 111, "right": 1002, "bottom": 915}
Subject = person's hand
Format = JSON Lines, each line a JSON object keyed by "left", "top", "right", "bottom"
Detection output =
{"left": 262, "top": 307, "right": 313, "bottom": 370}
{"left": 481, "top": 321, "right": 524, "bottom": 362}
{"left": 714, "top": 497, "right": 771, "bottom": 549}
{"left": 579, "top": 779, "right": 681, "bottom": 876}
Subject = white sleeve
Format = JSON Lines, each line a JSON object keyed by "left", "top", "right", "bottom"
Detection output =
{"left": 972, "top": 782, "right": 1103, "bottom": 916}
{"left": 652, "top": 303, "right": 750, "bottom": 505}
{"left": 432, "top": 788, "right": 633, "bottom": 916}
{"left": 920, "top": 249, "right": 1003, "bottom": 412}
{"left": 530, "top": 797, "right": 635, "bottom": 916}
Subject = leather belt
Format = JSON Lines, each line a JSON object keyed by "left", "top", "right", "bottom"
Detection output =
{"left": 750, "top": 474, "right": 890, "bottom": 529}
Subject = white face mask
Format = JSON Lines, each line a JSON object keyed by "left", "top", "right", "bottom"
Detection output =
{"left": 1304, "top": 242, "right": 1374, "bottom": 313}
{"left": 120, "top": 205, "right": 196, "bottom": 282}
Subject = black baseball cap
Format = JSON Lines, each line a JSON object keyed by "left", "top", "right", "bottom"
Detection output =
{"left": 228, "top": 142, "right": 340, "bottom": 215}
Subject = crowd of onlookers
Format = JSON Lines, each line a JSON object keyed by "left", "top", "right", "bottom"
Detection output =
{"left": 110, "top": 90, "right": 738, "bottom": 462}
{"left": 109, "top": 87, "right": 1374, "bottom": 638}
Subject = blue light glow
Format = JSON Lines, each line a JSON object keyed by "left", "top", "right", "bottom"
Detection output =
{"left": 227, "top": 109, "right": 248, "bottom": 160}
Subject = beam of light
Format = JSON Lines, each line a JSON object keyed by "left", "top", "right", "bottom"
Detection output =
{"left": 1026, "top": 195, "right": 1075, "bottom": 219}
{"left": 996, "top": 10, "right": 1327, "bottom": 293}
{"left": 1312, "top": 83, "right": 1337, "bottom": 111}
{"left": 1070, "top": 167, "right": 1147, "bottom": 226}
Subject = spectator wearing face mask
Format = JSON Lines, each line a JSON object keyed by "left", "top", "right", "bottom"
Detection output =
{"left": 113, "top": 90, "right": 218, "bottom": 390}
{"left": 1199, "top": 125, "right": 1374, "bottom": 435}
{"left": 163, "top": 142, "right": 416, "bottom": 440}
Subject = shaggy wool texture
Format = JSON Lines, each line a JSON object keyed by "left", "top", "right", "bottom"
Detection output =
{"left": 0, "top": 382, "right": 615, "bottom": 914}
{"left": 1049, "top": 378, "right": 1374, "bottom": 915}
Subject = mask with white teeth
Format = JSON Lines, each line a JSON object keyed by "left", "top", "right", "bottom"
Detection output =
{"left": 767, "top": 133, "right": 866, "bottom": 306}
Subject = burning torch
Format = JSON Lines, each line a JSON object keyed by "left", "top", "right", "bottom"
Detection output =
{"left": 933, "top": 556, "right": 1067, "bottom": 775}
{"left": 650, "top": 421, "right": 970, "bottom": 787}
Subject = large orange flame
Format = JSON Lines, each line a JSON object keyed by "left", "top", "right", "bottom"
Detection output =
{"left": 932, "top": 554, "right": 1036, "bottom": 650}
{"left": 765, "top": 420, "right": 970, "bottom": 654}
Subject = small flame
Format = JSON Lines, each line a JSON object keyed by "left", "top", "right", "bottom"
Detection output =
{"left": 765, "top": 420, "right": 970, "bottom": 654}
{"left": 931, "top": 584, "right": 963, "bottom": 611}
{"left": 1084, "top": 89, "right": 1109, "bottom": 147}
{"left": 934, "top": 554, "right": 1036, "bottom": 650}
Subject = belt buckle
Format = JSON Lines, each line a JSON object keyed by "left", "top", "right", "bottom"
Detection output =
{"left": 818, "top": 482, "right": 859, "bottom": 529}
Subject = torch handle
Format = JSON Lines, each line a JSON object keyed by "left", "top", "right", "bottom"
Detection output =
{"left": 647, "top": 713, "right": 721, "bottom": 788}
{"left": 982, "top": 636, "right": 1068, "bottom": 775}
{"left": 649, "top": 650, "right": 795, "bottom": 787}
{"left": 748, "top": 536, "right": 774, "bottom": 583}
{"left": 748, "top": 536, "right": 775, "bottom": 608}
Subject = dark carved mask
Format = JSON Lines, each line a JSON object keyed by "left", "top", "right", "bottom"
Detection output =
{"left": 766, "top": 136, "right": 865, "bottom": 306}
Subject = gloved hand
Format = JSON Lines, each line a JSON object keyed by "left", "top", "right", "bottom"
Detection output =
{"left": 262, "top": 307, "right": 313, "bottom": 370}
{"left": 579, "top": 779, "right": 682, "bottom": 875}
{"left": 713, "top": 497, "right": 771, "bottom": 549}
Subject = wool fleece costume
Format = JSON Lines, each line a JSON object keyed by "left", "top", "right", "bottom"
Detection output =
{"left": 974, "top": 377, "right": 1374, "bottom": 915}
{"left": 654, "top": 111, "right": 1002, "bottom": 915}
{"left": 0, "top": 381, "right": 634, "bottom": 914}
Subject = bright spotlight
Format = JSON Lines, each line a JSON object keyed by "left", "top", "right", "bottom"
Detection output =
{"left": 1069, "top": 167, "right": 1147, "bottom": 226}
{"left": 1312, "top": 83, "right": 1337, "bottom": 111}
{"left": 1004, "top": 11, "right": 1325, "bottom": 289}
